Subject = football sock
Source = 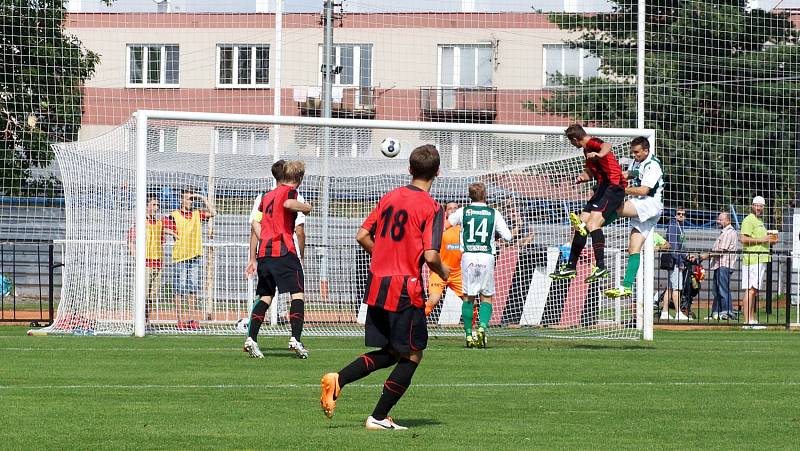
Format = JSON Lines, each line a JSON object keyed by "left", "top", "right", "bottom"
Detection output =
{"left": 289, "top": 298, "right": 304, "bottom": 340}
{"left": 248, "top": 300, "right": 270, "bottom": 340}
{"left": 623, "top": 253, "right": 641, "bottom": 288}
{"left": 567, "top": 231, "right": 587, "bottom": 268}
{"left": 590, "top": 229, "right": 606, "bottom": 269}
{"left": 338, "top": 348, "right": 399, "bottom": 389}
{"left": 478, "top": 302, "right": 493, "bottom": 328}
{"left": 462, "top": 301, "right": 474, "bottom": 335}
{"left": 372, "top": 358, "right": 418, "bottom": 421}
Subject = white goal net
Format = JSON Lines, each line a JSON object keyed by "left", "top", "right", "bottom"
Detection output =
{"left": 37, "top": 112, "right": 654, "bottom": 339}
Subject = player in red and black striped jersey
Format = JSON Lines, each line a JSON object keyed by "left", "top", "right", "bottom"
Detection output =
{"left": 243, "top": 160, "right": 312, "bottom": 360}
{"left": 320, "top": 144, "right": 450, "bottom": 430}
{"left": 550, "top": 124, "right": 627, "bottom": 283}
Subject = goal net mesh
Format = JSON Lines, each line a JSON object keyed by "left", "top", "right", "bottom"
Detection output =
{"left": 39, "top": 115, "right": 647, "bottom": 339}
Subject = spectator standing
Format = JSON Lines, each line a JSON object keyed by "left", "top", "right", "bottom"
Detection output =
{"left": 662, "top": 208, "right": 690, "bottom": 320}
{"left": 739, "top": 196, "right": 776, "bottom": 327}
{"left": 163, "top": 187, "right": 216, "bottom": 327}
{"left": 700, "top": 212, "right": 738, "bottom": 320}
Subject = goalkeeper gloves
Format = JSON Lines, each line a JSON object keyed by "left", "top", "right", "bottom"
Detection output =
{"left": 424, "top": 303, "right": 434, "bottom": 317}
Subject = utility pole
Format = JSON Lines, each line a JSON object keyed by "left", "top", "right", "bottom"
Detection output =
{"left": 319, "top": 0, "right": 342, "bottom": 299}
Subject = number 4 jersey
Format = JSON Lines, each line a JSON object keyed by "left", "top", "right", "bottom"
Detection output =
{"left": 361, "top": 184, "right": 445, "bottom": 311}
{"left": 448, "top": 203, "right": 512, "bottom": 255}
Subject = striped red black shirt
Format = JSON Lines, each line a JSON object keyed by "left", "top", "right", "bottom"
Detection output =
{"left": 361, "top": 185, "right": 444, "bottom": 312}
{"left": 584, "top": 137, "right": 627, "bottom": 188}
{"left": 257, "top": 184, "right": 299, "bottom": 258}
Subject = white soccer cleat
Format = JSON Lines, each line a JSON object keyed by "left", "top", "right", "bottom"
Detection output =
{"left": 243, "top": 337, "right": 264, "bottom": 358}
{"left": 659, "top": 311, "right": 671, "bottom": 320}
{"left": 674, "top": 311, "right": 692, "bottom": 321}
{"left": 365, "top": 416, "right": 408, "bottom": 430}
{"left": 289, "top": 337, "right": 309, "bottom": 358}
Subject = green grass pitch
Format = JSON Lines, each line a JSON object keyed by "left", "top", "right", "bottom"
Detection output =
{"left": 2, "top": 326, "right": 800, "bottom": 450}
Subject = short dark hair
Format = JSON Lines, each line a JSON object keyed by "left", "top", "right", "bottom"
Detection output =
{"left": 409, "top": 144, "right": 440, "bottom": 181}
{"left": 271, "top": 159, "right": 286, "bottom": 182}
{"left": 468, "top": 182, "right": 487, "bottom": 202}
{"left": 180, "top": 186, "right": 195, "bottom": 197}
{"left": 631, "top": 136, "right": 650, "bottom": 150}
{"left": 147, "top": 194, "right": 160, "bottom": 204}
{"left": 565, "top": 124, "right": 587, "bottom": 141}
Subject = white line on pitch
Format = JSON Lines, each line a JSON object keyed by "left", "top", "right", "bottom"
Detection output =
{"left": 2, "top": 381, "right": 799, "bottom": 390}
{"left": 0, "top": 347, "right": 774, "bottom": 354}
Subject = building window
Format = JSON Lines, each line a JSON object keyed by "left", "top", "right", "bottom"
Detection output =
{"left": 147, "top": 127, "right": 178, "bottom": 153}
{"left": 217, "top": 45, "right": 270, "bottom": 87}
{"left": 543, "top": 44, "right": 600, "bottom": 87}
{"left": 127, "top": 44, "right": 179, "bottom": 87}
{"left": 215, "top": 128, "right": 269, "bottom": 155}
{"left": 318, "top": 44, "right": 373, "bottom": 87}
{"left": 438, "top": 44, "right": 493, "bottom": 88}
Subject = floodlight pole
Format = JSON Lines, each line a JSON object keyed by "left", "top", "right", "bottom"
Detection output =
{"left": 319, "top": 0, "right": 335, "bottom": 298}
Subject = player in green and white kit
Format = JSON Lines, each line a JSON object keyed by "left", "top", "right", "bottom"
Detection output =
{"left": 448, "top": 182, "right": 512, "bottom": 348}
{"left": 604, "top": 137, "right": 664, "bottom": 298}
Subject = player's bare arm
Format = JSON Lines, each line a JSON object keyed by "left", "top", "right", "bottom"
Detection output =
{"left": 245, "top": 228, "right": 258, "bottom": 278}
{"left": 284, "top": 199, "right": 312, "bottom": 213}
{"left": 196, "top": 194, "right": 217, "bottom": 218}
{"left": 585, "top": 142, "right": 613, "bottom": 160}
{"left": 355, "top": 227, "right": 374, "bottom": 255}
{"left": 625, "top": 185, "right": 650, "bottom": 196}
{"left": 424, "top": 249, "right": 450, "bottom": 281}
{"left": 576, "top": 170, "right": 593, "bottom": 184}
{"left": 295, "top": 224, "right": 306, "bottom": 262}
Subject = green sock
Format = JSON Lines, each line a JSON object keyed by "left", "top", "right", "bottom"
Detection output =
{"left": 622, "top": 253, "right": 641, "bottom": 288}
{"left": 462, "top": 301, "right": 474, "bottom": 336}
{"left": 478, "top": 302, "right": 493, "bottom": 329}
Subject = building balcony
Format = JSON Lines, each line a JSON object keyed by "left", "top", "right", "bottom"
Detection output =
{"left": 296, "top": 86, "right": 376, "bottom": 119}
{"left": 419, "top": 86, "right": 497, "bottom": 123}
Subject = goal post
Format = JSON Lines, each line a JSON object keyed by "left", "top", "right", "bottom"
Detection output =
{"left": 44, "top": 110, "right": 655, "bottom": 340}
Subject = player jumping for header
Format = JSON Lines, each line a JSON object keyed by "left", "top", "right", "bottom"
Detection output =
{"left": 550, "top": 124, "right": 627, "bottom": 283}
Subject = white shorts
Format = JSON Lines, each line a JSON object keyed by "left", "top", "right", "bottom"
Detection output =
{"left": 629, "top": 197, "right": 663, "bottom": 238}
{"left": 668, "top": 267, "right": 684, "bottom": 290}
{"left": 741, "top": 263, "right": 767, "bottom": 291}
{"left": 461, "top": 253, "right": 496, "bottom": 297}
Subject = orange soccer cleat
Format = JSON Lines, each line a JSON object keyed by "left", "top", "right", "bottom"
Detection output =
{"left": 320, "top": 372, "right": 341, "bottom": 418}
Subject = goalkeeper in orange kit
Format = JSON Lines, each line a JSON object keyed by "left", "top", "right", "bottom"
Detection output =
{"left": 424, "top": 203, "right": 463, "bottom": 317}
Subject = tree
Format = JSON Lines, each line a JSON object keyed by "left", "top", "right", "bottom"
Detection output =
{"left": 1, "top": 0, "right": 99, "bottom": 196}
{"left": 531, "top": 0, "right": 800, "bottom": 223}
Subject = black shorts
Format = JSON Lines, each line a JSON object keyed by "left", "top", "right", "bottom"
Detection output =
{"left": 365, "top": 305, "right": 428, "bottom": 353}
{"left": 583, "top": 184, "right": 625, "bottom": 223}
{"left": 256, "top": 253, "right": 304, "bottom": 297}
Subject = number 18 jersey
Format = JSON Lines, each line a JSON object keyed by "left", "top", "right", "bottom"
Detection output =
{"left": 361, "top": 184, "right": 444, "bottom": 311}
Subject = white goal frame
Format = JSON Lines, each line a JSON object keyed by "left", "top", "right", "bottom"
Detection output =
{"left": 132, "top": 110, "right": 656, "bottom": 339}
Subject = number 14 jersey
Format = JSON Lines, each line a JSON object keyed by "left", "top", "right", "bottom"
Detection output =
{"left": 448, "top": 203, "right": 512, "bottom": 255}
{"left": 361, "top": 184, "right": 444, "bottom": 311}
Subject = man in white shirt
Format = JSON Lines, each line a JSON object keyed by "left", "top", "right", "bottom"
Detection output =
{"left": 605, "top": 136, "right": 664, "bottom": 299}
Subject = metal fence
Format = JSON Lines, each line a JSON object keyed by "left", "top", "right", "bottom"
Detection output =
{"left": 653, "top": 249, "right": 795, "bottom": 328}
{"left": 0, "top": 241, "right": 60, "bottom": 326}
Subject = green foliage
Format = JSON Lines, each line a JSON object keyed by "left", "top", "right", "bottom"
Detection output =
{"left": 0, "top": 0, "right": 99, "bottom": 196}
{"left": 535, "top": 1, "right": 800, "bottom": 221}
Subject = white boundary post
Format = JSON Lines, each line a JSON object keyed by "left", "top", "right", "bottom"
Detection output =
{"left": 642, "top": 130, "right": 656, "bottom": 341}
{"left": 134, "top": 112, "right": 148, "bottom": 337}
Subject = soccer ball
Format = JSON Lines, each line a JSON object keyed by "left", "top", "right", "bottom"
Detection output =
{"left": 380, "top": 138, "right": 401, "bottom": 158}
{"left": 235, "top": 318, "right": 249, "bottom": 335}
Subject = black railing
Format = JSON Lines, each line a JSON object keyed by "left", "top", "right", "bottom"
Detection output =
{"left": 0, "top": 240, "right": 60, "bottom": 326}
{"left": 419, "top": 86, "right": 498, "bottom": 123}
{"left": 653, "top": 249, "right": 794, "bottom": 327}
{"left": 297, "top": 86, "right": 377, "bottom": 119}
